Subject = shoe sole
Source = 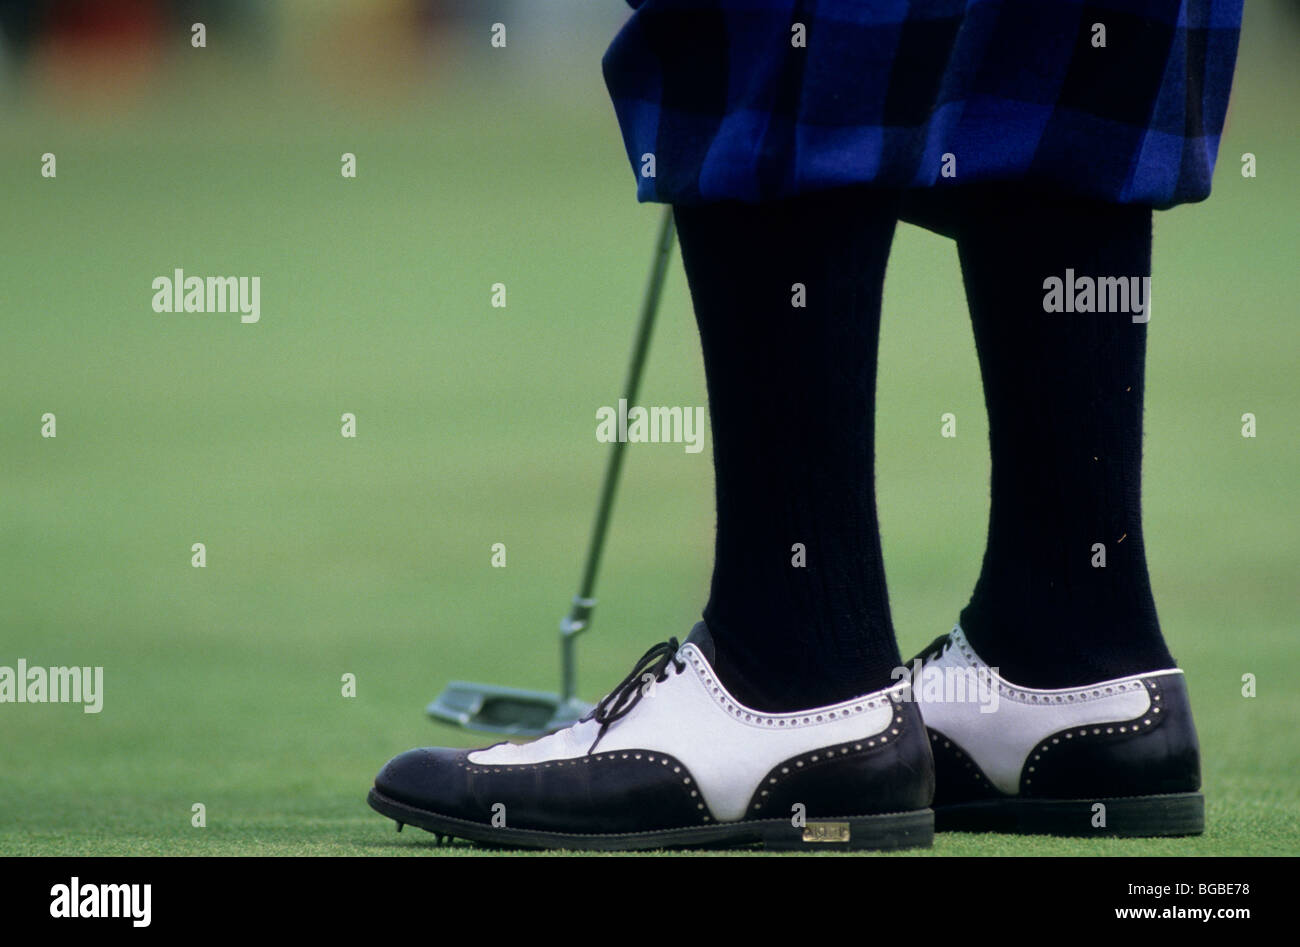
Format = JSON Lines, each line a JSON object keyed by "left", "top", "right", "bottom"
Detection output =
{"left": 368, "top": 788, "right": 933, "bottom": 852}
{"left": 935, "top": 791, "right": 1204, "bottom": 837}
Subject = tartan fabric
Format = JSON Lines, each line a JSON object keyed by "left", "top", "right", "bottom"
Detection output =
{"left": 602, "top": 0, "right": 1242, "bottom": 208}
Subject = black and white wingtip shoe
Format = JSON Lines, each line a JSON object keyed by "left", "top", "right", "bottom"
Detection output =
{"left": 370, "top": 623, "right": 935, "bottom": 851}
{"left": 913, "top": 625, "right": 1204, "bottom": 837}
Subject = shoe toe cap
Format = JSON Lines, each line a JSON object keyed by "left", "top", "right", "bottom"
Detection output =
{"left": 374, "top": 747, "right": 469, "bottom": 812}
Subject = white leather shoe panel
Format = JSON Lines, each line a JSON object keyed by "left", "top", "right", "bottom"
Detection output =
{"left": 469, "top": 643, "right": 902, "bottom": 822}
{"left": 468, "top": 718, "right": 600, "bottom": 767}
{"left": 918, "top": 626, "right": 1182, "bottom": 794}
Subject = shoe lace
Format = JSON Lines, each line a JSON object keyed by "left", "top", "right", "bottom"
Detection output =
{"left": 582, "top": 638, "right": 686, "bottom": 754}
{"left": 917, "top": 633, "right": 953, "bottom": 666}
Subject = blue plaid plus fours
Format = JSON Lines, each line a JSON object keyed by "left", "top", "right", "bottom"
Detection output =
{"left": 602, "top": 0, "right": 1243, "bottom": 208}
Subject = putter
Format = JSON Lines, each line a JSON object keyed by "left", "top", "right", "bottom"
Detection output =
{"left": 427, "top": 206, "right": 678, "bottom": 737}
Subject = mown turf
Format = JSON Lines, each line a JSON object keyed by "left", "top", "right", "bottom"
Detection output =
{"left": 1, "top": 10, "right": 1297, "bottom": 856}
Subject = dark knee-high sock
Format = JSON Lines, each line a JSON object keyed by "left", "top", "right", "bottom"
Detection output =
{"left": 673, "top": 188, "right": 902, "bottom": 711}
{"left": 953, "top": 191, "right": 1175, "bottom": 688}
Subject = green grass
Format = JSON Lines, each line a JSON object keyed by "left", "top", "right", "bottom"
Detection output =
{"left": 1, "top": 13, "right": 1297, "bottom": 856}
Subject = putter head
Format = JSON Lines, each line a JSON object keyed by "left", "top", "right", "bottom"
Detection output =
{"left": 426, "top": 681, "right": 592, "bottom": 738}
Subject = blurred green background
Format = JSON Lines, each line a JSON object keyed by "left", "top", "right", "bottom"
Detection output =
{"left": 1, "top": 0, "right": 1296, "bottom": 856}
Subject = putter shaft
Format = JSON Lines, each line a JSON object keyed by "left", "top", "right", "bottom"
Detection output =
{"left": 559, "top": 207, "right": 677, "bottom": 702}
